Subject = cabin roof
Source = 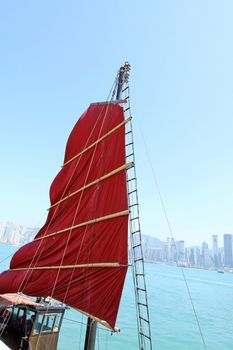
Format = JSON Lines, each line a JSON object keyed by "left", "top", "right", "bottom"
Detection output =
{"left": 0, "top": 293, "right": 65, "bottom": 312}
{"left": 0, "top": 293, "right": 38, "bottom": 308}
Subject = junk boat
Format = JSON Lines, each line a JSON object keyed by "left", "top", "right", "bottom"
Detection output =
{"left": 0, "top": 63, "right": 152, "bottom": 350}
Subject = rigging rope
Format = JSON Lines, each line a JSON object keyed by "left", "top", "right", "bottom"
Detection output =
{"left": 41, "top": 95, "right": 115, "bottom": 350}
{"left": 0, "top": 77, "right": 119, "bottom": 350}
{"left": 136, "top": 120, "right": 208, "bottom": 350}
{"left": 19, "top": 79, "right": 115, "bottom": 292}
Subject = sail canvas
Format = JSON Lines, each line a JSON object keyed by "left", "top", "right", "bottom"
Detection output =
{"left": 0, "top": 103, "right": 129, "bottom": 330}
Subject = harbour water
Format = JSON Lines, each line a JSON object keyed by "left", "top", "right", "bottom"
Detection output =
{"left": 0, "top": 244, "right": 232, "bottom": 349}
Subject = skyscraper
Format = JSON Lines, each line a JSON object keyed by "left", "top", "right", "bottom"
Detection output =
{"left": 201, "top": 241, "right": 209, "bottom": 266}
{"left": 212, "top": 235, "right": 218, "bottom": 267}
{"left": 202, "top": 241, "right": 208, "bottom": 255}
{"left": 177, "top": 240, "right": 185, "bottom": 261}
{"left": 223, "top": 234, "right": 233, "bottom": 267}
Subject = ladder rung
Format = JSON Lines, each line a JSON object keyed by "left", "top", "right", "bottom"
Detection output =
{"left": 137, "top": 287, "right": 146, "bottom": 292}
{"left": 135, "top": 258, "right": 143, "bottom": 262}
{"left": 129, "top": 203, "right": 138, "bottom": 208}
{"left": 139, "top": 332, "right": 151, "bottom": 340}
{"left": 136, "top": 273, "right": 144, "bottom": 276}
{"left": 139, "top": 316, "right": 149, "bottom": 324}
{"left": 131, "top": 216, "right": 139, "bottom": 221}
{"left": 124, "top": 107, "right": 130, "bottom": 112}
{"left": 127, "top": 178, "right": 136, "bottom": 182}
{"left": 131, "top": 229, "right": 140, "bottom": 235}
{"left": 122, "top": 86, "right": 129, "bottom": 92}
{"left": 133, "top": 243, "right": 141, "bottom": 249}
{"left": 125, "top": 96, "right": 129, "bottom": 100}
{"left": 128, "top": 189, "right": 137, "bottom": 195}
{"left": 126, "top": 142, "right": 133, "bottom": 147}
{"left": 126, "top": 153, "right": 134, "bottom": 158}
{"left": 131, "top": 232, "right": 140, "bottom": 237}
{"left": 138, "top": 302, "right": 147, "bottom": 307}
{"left": 125, "top": 130, "right": 132, "bottom": 136}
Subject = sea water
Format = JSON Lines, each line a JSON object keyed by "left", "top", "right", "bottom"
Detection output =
{"left": 0, "top": 244, "right": 232, "bottom": 350}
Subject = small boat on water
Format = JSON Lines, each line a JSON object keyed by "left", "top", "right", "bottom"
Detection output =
{"left": 0, "top": 63, "right": 153, "bottom": 350}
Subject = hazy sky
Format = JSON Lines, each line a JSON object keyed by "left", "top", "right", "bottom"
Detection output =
{"left": 1, "top": 1, "right": 233, "bottom": 246}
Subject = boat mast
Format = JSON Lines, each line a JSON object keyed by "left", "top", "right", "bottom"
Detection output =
{"left": 84, "top": 317, "right": 97, "bottom": 350}
{"left": 116, "top": 66, "right": 125, "bottom": 100}
{"left": 83, "top": 64, "right": 129, "bottom": 350}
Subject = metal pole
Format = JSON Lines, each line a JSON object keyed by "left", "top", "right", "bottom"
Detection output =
{"left": 116, "top": 66, "right": 125, "bottom": 100}
{"left": 83, "top": 62, "right": 131, "bottom": 350}
{"left": 84, "top": 317, "right": 97, "bottom": 350}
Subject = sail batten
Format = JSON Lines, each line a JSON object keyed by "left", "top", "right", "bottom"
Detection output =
{"left": 63, "top": 116, "right": 131, "bottom": 167}
{"left": 10, "top": 262, "right": 124, "bottom": 271}
{"left": 49, "top": 162, "right": 133, "bottom": 209}
{"left": 34, "top": 210, "right": 129, "bottom": 241}
{"left": 0, "top": 103, "right": 128, "bottom": 329}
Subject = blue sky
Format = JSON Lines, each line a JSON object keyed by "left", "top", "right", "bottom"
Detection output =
{"left": 0, "top": 1, "right": 233, "bottom": 246}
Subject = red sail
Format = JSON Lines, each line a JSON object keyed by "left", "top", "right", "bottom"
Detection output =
{"left": 0, "top": 103, "right": 129, "bottom": 329}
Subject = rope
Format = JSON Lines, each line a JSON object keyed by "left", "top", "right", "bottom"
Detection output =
{"left": 60, "top": 74, "right": 123, "bottom": 310}
{"left": 0, "top": 253, "right": 14, "bottom": 266}
{"left": 18, "top": 78, "right": 116, "bottom": 297}
{"left": 62, "top": 117, "right": 131, "bottom": 167}
{"left": 51, "top": 101, "right": 112, "bottom": 302}
{"left": 37, "top": 78, "right": 121, "bottom": 350}
{"left": 1, "top": 71, "right": 123, "bottom": 349}
{"left": 63, "top": 317, "right": 112, "bottom": 333}
{"left": 136, "top": 120, "right": 208, "bottom": 350}
{"left": 59, "top": 86, "right": 117, "bottom": 348}
{"left": 15, "top": 77, "right": 117, "bottom": 350}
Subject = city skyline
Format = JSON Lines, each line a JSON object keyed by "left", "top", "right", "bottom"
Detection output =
{"left": 144, "top": 233, "right": 233, "bottom": 270}
{"left": 0, "top": 218, "right": 231, "bottom": 250}
{"left": 0, "top": 215, "right": 233, "bottom": 247}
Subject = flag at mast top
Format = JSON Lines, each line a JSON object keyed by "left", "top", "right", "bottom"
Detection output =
{"left": 115, "top": 62, "right": 131, "bottom": 100}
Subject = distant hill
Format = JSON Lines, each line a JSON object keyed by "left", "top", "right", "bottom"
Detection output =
{"left": 140, "top": 234, "right": 165, "bottom": 261}
{"left": 142, "top": 234, "right": 164, "bottom": 249}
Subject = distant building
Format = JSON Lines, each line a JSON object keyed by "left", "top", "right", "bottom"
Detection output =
{"left": 223, "top": 234, "right": 233, "bottom": 267}
{"left": 162, "top": 242, "right": 168, "bottom": 261}
{"left": 212, "top": 235, "right": 218, "bottom": 267}
{"left": 202, "top": 241, "right": 208, "bottom": 254}
{"left": 218, "top": 252, "right": 223, "bottom": 268}
{"left": 203, "top": 250, "right": 212, "bottom": 267}
{"left": 189, "top": 248, "right": 195, "bottom": 265}
{"left": 167, "top": 237, "right": 176, "bottom": 262}
{"left": 195, "top": 247, "right": 201, "bottom": 266}
{"left": 177, "top": 240, "right": 185, "bottom": 261}
{"left": 201, "top": 241, "right": 209, "bottom": 267}
{"left": 185, "top": 246, "right": 201, "bottom": 266}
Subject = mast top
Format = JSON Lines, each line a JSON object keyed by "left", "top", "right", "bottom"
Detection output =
{"left": 115, "top": 62, "right": 131, "bottom": 100}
